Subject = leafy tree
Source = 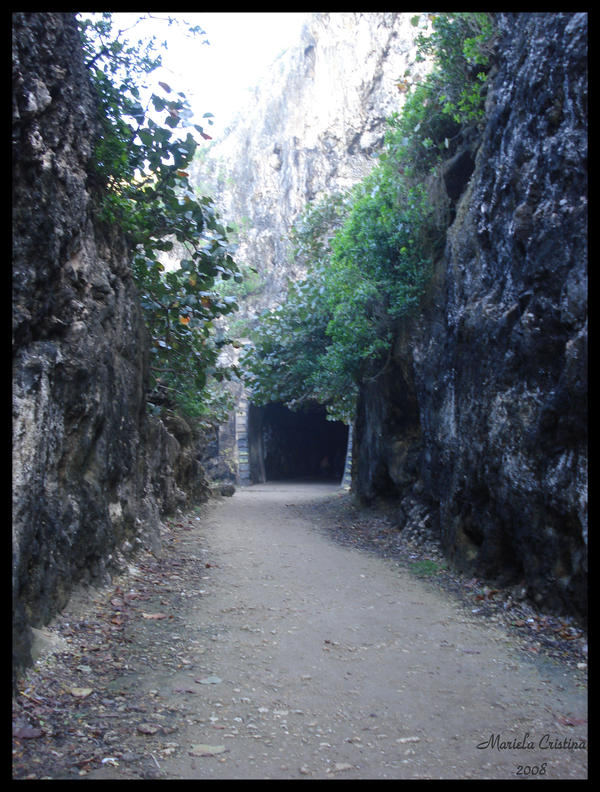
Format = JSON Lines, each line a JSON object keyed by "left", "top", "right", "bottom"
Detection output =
{"left": 243, "top": 274, "right": 334, "bottom": 407}
{"left": 242, "top": 127, "right": 443, "bottom": 422}
{"left": 78, "top": 13, "right": 241, "bottom": 426}
{"left": 242, "top": 194, "right": 355, "bottom": 421}
{"left": 242, "top": 13, "right": 496, "bottom": 423}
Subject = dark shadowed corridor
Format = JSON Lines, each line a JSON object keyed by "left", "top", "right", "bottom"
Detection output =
{"left": 247, "top": 402, "right": 348, "bottom": 484}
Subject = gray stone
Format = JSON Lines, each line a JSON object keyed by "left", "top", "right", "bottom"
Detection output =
{"left": 29, "top": 627, "right": 68, "bottom": 662}
{"left": 353, "top": 13, "right": 587, "bottom": 623}
{"left": 193, "top": 13, "right": 433, "bottom": 320}
{"left": 12, "top": 12, "right": 211, "bottom": 684}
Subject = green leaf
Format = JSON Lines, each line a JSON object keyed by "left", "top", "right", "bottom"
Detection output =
{"left": 79, "top": 13, "right": 244, "bottom": 422}
{"left": 152, "top": 95, "right": 166, "bottom": 112}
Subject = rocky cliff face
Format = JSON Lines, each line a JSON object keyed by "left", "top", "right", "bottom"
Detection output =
{"left": 202, "top": 12, "right": 587, "bottom": 624}
{"left": 354, "top": 13, "right": 587, "bottom": 621}
{"left": 198, "top": 12, "right": 431, "bottom": 314}
{"left": 12, "top": 12, "right": 209, "bottom": 679}
{"left": 14, "top": 11, "right": 585, "bottom": 683}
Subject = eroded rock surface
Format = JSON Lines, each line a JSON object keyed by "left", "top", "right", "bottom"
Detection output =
{"left": 12, "top": 12, "right": 209, "bottom": 680}
{"left": 197, "top": 12, "right": 432, "bottom": 314}
{"left": 354, "top": 13, "right": 587, "bottom": 621}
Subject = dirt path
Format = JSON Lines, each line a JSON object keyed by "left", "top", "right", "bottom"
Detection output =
{"left": 13, "top": 483, "right": 587, "bottom": 780}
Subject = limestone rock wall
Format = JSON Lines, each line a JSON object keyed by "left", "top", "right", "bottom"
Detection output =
{"left": 354, "top": 13, "right": 587, "bottom": 621}
{"left": 12, "top": 12, "right": 208, "bottom": 680}
{"left": 198, "top": 12, "right": 432, "bottom": 315}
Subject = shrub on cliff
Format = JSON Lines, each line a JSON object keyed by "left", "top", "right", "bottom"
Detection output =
{"left": 387, "top": 12, "right": 495, "bottom": 177}
{"left": 242, "top": 194, "right": 357, "bottom": 422}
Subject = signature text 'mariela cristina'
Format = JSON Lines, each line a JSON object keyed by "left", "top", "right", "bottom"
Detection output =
{"left": 477, "top": 733, "right": 587, "bottom": 752}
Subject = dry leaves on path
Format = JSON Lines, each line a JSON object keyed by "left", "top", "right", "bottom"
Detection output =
{"left": 12, "top": 512, "right": 210, "bottom": 780}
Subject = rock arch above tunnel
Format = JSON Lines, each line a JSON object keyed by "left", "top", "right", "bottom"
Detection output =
{"left": 247, "top": 402, "right": 348, "bottom": 484}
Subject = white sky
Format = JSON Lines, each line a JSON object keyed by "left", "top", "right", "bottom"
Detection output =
{"left": 110, "top": 12, "right": 310, "bottom": 137}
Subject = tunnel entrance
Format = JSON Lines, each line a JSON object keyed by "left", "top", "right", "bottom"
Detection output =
{"left": 247, "top": 402, "right": 348, "bottom": 484}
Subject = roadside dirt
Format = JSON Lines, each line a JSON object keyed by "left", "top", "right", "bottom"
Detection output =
{"left": 13, "top": 483, "right": 588, "bottom": 780}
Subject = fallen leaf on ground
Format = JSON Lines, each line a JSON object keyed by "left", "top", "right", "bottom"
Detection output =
{"left": 556, "top": 715, "right": 587, "bottom": 727}
{"left": 141, "top": 612, "right": 168, "bottom": 620}
{"left": 69, "top": 687, "right": 93, "bottom": 698}
{"left": 189, "top": 744, "right": 227, "bottom": 756}
{"left": 137, "top": 723, "right": 160, "bottom": 735}
{"left": 14, "top": 726, "right": 43, "bottom": 739}
{"left": 329, "top": 762, "right": 354, "bottom": 773}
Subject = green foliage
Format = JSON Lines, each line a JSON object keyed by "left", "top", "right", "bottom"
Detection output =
{"left": 393, "top": 12, "right": 496, "bottom": 176}
{"left": 409, "top": 559, "right": 448, "bottom": 576}
{"left": 242, "top": 265, "right": 348, "bottom": 418}
{"left": 241, "top": 192, "right": 359, "bottom": 422}
{"left": 215, "top": 262, "right": 265, "bottom": 300}
{"left": 78, "top": 13, "right": 241, "bottom": 426}
{"left": 417, "top": 12, "right": 495, "bottom": 124}
{"left": 328, "top": 168, "right": 438, "bottom": 323}
{"left": 289, "top": 192, "right": 349, "bottom": 269}
{"left": 242, "top": 132, "right": 442, "bottom": 420}
{"left": 241, "top": 13, "right": 496, "bottom": 424}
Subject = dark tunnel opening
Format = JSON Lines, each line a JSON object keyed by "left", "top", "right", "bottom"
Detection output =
{"left": 247, "top": 402, "right": 349, "bottom": 484}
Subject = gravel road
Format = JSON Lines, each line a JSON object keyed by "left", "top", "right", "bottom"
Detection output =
{"left": 13, "top": 483, "right": 588, "bottom": 780}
